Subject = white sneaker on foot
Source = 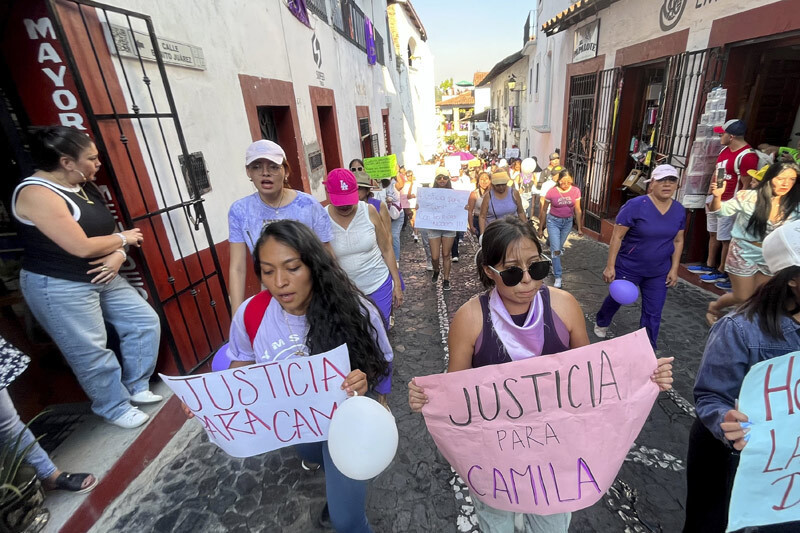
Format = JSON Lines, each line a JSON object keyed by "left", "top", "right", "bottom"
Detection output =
{"left": 553, "top": 277, "right": 562, "bottom": 288}
{"left": 130, "top": 390, "right": 163, "bottom": 404}
{"left": 109, "top": 407, "right": 149, "bottom": 429}
{"left": 594, "top": 324, "right": 609, "bottom": 338}
{"left": 452, "top": 256, "right": 459, "bottom": 263}
{"left": 426, "top": 261, "right": 433, "bottom": 271}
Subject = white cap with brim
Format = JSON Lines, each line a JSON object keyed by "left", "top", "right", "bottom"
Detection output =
{"left": 647, "top": 164, "right": 680, "bottom": 182}
{"left": 245, "top": 140, "right": 286, "bottom": 166}
{"left": 762, "top": 219, "right": 800, "bottom": 274}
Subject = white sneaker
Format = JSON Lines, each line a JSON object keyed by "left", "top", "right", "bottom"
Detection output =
{"left": 413, "top": 234, "right": 419, "bottom": 243}
{"left": 594, "top": 324, "right": 609, "bottom": 338}
{"left": 553, "top": 277, "right": 562, "bottom": 288}
{"left": 130, "top": 390, "right": 163, "bottom": 404}
{"left": 109, "top": 407, "right": 149, "bottom": 429}
{"left": 426, "top": 261, "right": 433, "bottom": 271}
{"left": 452, "top": 256, "right": 459, "bottom": 263}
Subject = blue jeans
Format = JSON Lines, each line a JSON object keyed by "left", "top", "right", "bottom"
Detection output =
{"left": 390, "top": 211, "right": 404, "bottom": 260}
{"left": 20, "top": 270, "right": 160, "bottom": 421}
{"left": 595, "top": 264, "right": 668, "bottom": 350}
{"left": 546, "top": 214, "right": 573, "bottom": 278}
{"left": 472, "top": 495, "right": 571, "bottom": 533}
{"left": 0, "top": 388, "right": 56, "bottom": 480}
{"left": 295, "top": 441, "right": 372, "bottom": 533}
{"left": 421, "top": 230, "right": 431, "bottom": 262}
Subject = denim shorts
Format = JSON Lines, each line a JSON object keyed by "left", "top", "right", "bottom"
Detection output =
{"left": 426, "top": 229, "right": 456, "bottom": 239}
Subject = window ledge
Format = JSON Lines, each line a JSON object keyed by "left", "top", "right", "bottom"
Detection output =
{"left": 532, "top": 125, "right": 551, "bottom": 133}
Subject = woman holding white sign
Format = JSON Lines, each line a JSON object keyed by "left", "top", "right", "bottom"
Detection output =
{"left": 408, "top": 217, "right": 675, "bottom": 532}
{"left": 685, "top": 219, "right": 800, "bottom": 532}
{"left": 425, "top": 169, "right": 457, "bottom": 291}
{"left": 225, "top": 220, "right": 392, "bottom": 533}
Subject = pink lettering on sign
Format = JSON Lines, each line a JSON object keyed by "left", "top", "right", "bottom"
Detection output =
{"left": 415, "top": 330, "right": 658, "bottom": 514}
{"left": 160, "top": 345, "right": 351, "bottom": 458}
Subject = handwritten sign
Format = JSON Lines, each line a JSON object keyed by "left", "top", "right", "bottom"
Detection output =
{"left": 415, "top": 187, "right": 470, "bottom": 232}
{"left": 444, "top": 156, "right": 461, "bottom": 176}
{"left": 416, "top": 330, "right": 658, "bottom": 515}
{"left": 363, "top": 154, "right": 397, "bottom": 179}
{"left": 414, "top": 165, "right": 437, "bottom": 185}
{"left": 160, "top": 345, "right": 351, "bottom": 458}
{"left": 727, "top": 351, "right": 800, "bottom": 532}
{"left": 505, "top": 148, "right": 520, "bottom": 159}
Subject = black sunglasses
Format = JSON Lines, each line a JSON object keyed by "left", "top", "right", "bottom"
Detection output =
{"left": 489, "top": 257, "right": 551, "bottom": 286}
{"left": 350, "top": 166, "right": 364, "bottom": 171}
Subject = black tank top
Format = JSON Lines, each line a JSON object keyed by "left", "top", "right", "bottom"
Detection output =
{"left": 13, "top": 178, "right": 117, "bottom": 283}
{"left": 472, "top": 285, "right": 570, "bottom": 368}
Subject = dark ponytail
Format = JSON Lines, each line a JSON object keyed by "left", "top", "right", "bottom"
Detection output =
{"left": 739, "top": 266, "right": 800, "bottom": 340}
{"left": 28, "top": 126, "right": 93, "bottom": 172}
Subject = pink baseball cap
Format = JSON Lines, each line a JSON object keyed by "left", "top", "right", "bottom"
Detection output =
{"left": 325, "top": 168, "right": 359, "bottom": 206}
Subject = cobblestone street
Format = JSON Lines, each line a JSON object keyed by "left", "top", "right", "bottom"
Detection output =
{"left": 93, "top": 228, "right": 717, "bottom": 533}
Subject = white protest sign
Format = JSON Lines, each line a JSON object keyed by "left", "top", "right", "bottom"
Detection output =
{"left": 414, "top": 165, "right": 437, "bottom": 185}
{"left": 415, "top": 187, "right": 470, "bottom": 232}
{"left": 160, "top": 345, "right": 351, "bottom": 458}
{"left": 444, "top": 156, "right": 461, "bottom": 176}
{"left": 505, "top": 148, "right": 520, "bottom": 159}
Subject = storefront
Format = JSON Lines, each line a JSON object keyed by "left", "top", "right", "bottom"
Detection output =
{"left": 547, "top": 0, "right": 800, "bottom": 260}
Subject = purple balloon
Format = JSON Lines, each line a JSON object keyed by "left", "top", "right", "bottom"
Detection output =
{"left": 211, "top": 342, "right": 231, "bottom": 372}
{"left": 609, "top": 279, "right": 639, "bottom": 305}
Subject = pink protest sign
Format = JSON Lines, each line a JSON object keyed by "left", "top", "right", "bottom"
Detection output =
{"left": 160, "top": 345, "right": 350, "bottom": 458}
{"left": 415, "top": 329, "right": 658, "bottom": 515}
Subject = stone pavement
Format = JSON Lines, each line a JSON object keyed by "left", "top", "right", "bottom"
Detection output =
{"left": 92, "top": 227, "right": 718, "bottom": 532}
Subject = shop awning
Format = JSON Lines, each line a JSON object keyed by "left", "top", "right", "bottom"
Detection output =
{"left": 540, "top": 0, "right": 620, "bottom": 36}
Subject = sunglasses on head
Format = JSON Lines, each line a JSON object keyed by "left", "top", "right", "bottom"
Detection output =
{"left": 489, "top": 257, "right": 551, "bottom": 286}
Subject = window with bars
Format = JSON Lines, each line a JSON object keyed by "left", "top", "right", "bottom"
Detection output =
{"left": 333, "top": 0, "right": 372, "bottom": 54}
{"left": 306, "top": 0, "right": 327, "bottom": 21}
{"left": 359, "top": 117, "right": 371, "bottom": 137}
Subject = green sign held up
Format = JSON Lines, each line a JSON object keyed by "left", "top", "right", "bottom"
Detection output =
{"left": 363, "top": 154, "right": 398, "bottom": 179}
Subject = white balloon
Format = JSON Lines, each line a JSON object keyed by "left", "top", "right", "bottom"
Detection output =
{"left": 327, "top": 395, "right": 398, "bottom": 480}
{"left": 521, "top": 157, "right": 537, "bottom": 174}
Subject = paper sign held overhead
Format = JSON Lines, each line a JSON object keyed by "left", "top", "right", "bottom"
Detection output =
{"left": 414, "top": 187, "right": 470, "bottom": 233}
{"left": 363, "top": 154, "right": 397, "bottom": 179}
{"left": 160, "top": 345, "right": 351, "bottom": 458}
{"left": 415, "top": 330, "right": 659, "bottom": 515}
{"left": 727, "top": 351, "right": 800, "bottom": 532}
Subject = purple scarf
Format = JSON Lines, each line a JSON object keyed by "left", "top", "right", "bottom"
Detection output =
{"left": 488, "top": 288, "right": 545, "bottom": 361}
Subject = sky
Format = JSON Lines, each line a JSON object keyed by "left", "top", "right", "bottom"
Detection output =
{"left": 412, "top": 0, "right": 535, "bottom": 85}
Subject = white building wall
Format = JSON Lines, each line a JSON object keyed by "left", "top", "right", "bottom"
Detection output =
{"left": 488, "top": 57, "right": 529, "bottom": 156}
{"left": 94, "top": 0, "right": 417, "bottom": 259}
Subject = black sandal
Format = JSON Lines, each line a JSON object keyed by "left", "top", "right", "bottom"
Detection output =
{"left": 52, "top": 472, "right": 98, "bottom": 494}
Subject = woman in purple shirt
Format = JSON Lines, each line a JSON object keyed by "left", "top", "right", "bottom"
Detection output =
{"left": 408, "top": 217, "right": 674, "bottom": 532}
{"left": 594, "top": 165, "right": 686, "bottom": 349}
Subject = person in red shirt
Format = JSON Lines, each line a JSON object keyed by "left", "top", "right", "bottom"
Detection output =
{"left": 694, "top": 120, "right": 758, "bottom": 290}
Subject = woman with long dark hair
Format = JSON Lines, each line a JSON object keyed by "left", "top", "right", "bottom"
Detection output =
{"left": 684, "top": 219, "right": 800, "bottom": 532}
{"left": 225, "top": 219, "right": 391, "bottom": 532}
{"left": 467, "top": 171, "right": 490, "bottom": 238}
{"left": 13, "top": 126, "right": 161, "bottom": 429}
{"left": 409, "top": 217, "right": 674, "bottom": 533}
{"left": 706, "top": 161, "right": 799, "bottom": 324}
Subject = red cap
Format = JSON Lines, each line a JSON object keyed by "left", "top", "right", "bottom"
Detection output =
{"left": 325, "top": 169, "right": 359, "bottom": 206}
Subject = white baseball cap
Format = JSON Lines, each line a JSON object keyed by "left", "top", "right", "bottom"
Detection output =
{"left": 497, "top": 158, "right": 508, "bottom": 168}
{"left": 762, "top": 220, "right": 800, "bottom": 274}
{"left": 648, "top": 164, "right": 680, "bottom": 182}
{"left": 245, "top": 140, "right": 285, "bottom": 166}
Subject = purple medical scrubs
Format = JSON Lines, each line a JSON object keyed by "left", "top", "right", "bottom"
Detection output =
{"left": 596, "top": 196, "right": 686, "bottom": 349}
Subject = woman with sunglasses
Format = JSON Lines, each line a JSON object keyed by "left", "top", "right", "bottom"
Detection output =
{"left": 425, "top": 169, "right": 457, "bottom": 290}
{"left": 594, "top": 164, "right": 686, "bottom": 350}
{"left": 408, "top": 216, "right": 674, "bottom": 532}
{"left": 229, "top": 140, "right": 332, "bottom": 314}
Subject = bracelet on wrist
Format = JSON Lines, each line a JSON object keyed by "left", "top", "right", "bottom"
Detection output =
{"left": 115, "top": 232, "right": 127, "bottom": 247}
{"left": 113, "top": 249, "right": 127, "bottom": 261}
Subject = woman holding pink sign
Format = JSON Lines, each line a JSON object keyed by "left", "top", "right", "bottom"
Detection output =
{"left": 408, "top": 217, "right": 674, "bottom": 532}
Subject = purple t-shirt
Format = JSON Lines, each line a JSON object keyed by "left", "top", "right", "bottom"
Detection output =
{"left": 545, "top": 186, "right": 581, "bottom": 218}
{"left": 228, "top": 191, "right": 332, "bottom": 252}
{"left": 614, "top": 196, "right": 686, "bottom": 276}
